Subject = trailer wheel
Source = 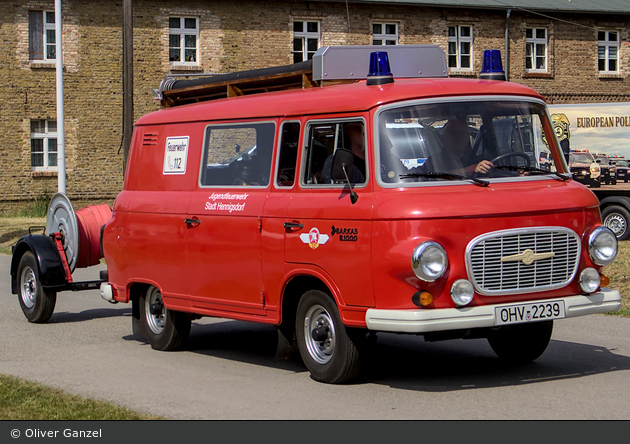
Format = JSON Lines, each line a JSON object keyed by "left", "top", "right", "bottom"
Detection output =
{"left": 140, "top": 286, "right": 190, "bottom": 351}
{"left": 602, "top": 205, "right": 630, "bottom": 240}
{"left": 17, "top": 251, "right": 57, "bottom": 323}
{"left": 487, "top": 320, "right": 553, "bottom": 364}
{"left": 296, "top": 290, "right": 364, "bottom": 383}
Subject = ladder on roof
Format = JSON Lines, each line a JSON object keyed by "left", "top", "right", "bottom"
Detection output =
{"left": 156, "top": 45, "right": 448, "bottom": 108}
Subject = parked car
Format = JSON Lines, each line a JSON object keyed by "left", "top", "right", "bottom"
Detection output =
{"left": 609, "top": 156, "right": 630, "bottom": 183}
{"left": 593, "top": 154, "right": 617, "bottom": 185}
{"left": 568, "top": 150, "right": 601, "bottom": 188}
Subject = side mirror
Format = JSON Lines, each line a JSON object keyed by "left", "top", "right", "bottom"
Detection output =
{"left": 331, "top": 149, "right": 354, "bottom": 181}
{"left": 331, "top": 149, "right": 358, "bottom": 204}
{"left": 595, "top": 159, "right": 601, "bottom": 164}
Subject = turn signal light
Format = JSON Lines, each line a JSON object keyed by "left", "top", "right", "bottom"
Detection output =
{"left": 600, "top": 274, "right": 610, "bottom": 287}
{"left": 412, "top": 291, "right": 434, "bottom": 307}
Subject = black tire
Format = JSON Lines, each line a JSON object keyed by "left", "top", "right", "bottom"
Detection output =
{"left": 139, "top": 286, "right": 191, "bottom": 351}
{"left": 296, "top": 290, "right": 364, "bottom": 384}
{"left": 16, "top": 251, "right": 57, "bottom": 323}
{"left": 591, "top": 180, "right": 601, "bottom": 188}
{"left": 602, "top": 205, "right": 630, "bottom": 241}
{"left": 487, "top": 320, "right": 553, "bottom": 364}
{"left": 612, "top": 180, "right": 617, "bottom": 185}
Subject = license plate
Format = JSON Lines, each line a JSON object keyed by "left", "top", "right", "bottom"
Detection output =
{"left": 495, "top": 300, "right": 566, "bottom": 326}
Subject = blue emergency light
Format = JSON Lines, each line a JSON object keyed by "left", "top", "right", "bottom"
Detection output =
{"left": 367, "top": 51, "right": 394, "bottom": 85}
{"left": 480, "top": 49, "right": 506, "bottom": 81}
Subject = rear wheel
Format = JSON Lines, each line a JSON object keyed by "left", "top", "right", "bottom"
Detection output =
{"left": 17, "top": 251, "right": 56, "bottom": 323}
{"left": 139, "top": 286, "right": 191, "bottom": 351}
{"left": 296, "top": 290, "right": 364, "bottom": 383}
{"left": 602, "top": 205, "right": 630, "bottom": 241}
{"left": 487, "top": 320, "right": 553, "bottom": 364}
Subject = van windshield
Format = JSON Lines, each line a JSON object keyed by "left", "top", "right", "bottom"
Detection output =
{"left": 377, "top": 100, "right": 563, "bottom": 185}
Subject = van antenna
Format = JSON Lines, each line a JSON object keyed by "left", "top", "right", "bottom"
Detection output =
{"left": 345, "top": 0, "right": 351, "bottom": 35}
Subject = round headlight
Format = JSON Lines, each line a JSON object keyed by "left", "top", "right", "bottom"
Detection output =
{"left": 411, "top": 241, "right": 448, "bottom": 282}
{"left": 579, "top": 267, "right": 601, "bottom": 294}
{"left": 451, "top": 279, "right": 475, "bottom": 307}
{"left": 588, "top": 226, "right": 618, "bottom": 266}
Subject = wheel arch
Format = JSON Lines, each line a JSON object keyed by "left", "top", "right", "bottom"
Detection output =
{"left": 279, "top": 274, "right": 333, "bottom": 329}
{"left": 599, "top": 196, "right": 630, "bottom": 213}
{"left": 10, "top": 235, "right": 67, "bottom": 294}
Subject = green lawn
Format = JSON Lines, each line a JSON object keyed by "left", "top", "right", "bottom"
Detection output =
{"left": 0, "top": 374, "right": 162, "bottom": 420}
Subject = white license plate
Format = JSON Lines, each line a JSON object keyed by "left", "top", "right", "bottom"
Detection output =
{"left": 495, "top": 300, "right": 566, "bottom": 326}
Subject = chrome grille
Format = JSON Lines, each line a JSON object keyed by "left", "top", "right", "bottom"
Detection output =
{"left": 466, "top": 228, "right": 580, "bottom": 296}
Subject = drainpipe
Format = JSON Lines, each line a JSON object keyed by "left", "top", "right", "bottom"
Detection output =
{"left": 505, "top": 9, "right": 511, "bottom": 81}
{"left": 55, "top": 0, "right": 65, "bottom": 194}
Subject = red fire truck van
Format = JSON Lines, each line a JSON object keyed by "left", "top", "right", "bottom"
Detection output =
{"left": 11, "top": 47, "right": 621, "bottom": 383}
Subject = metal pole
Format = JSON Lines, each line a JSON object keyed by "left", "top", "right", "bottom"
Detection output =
{"left": 55, "top": 0, "right": 66, "bottom": 194}
{"left": 505, "top": 9, "right": 511, "bottom": 82}
{"left": 122, "top": 0, "right": 133, "bottom": 175}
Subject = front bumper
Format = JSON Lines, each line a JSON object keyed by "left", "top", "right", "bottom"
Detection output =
{"left": 365, "top": 288, "right": 621, "bottom": 333}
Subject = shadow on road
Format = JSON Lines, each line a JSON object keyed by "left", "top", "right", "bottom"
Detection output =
{"left": 48, "top": 307, "right": 132, "bottom": 323}
{"left": 157, "top": 319, "right": 630, "bottom": 390}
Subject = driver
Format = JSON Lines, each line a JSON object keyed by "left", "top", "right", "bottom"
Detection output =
{"left": 428, "top": 118, "right": 494, "bottom": 176}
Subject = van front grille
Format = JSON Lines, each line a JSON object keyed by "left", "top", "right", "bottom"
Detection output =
{"left": 466, "top": 228, "right": 580, "bottom": 296}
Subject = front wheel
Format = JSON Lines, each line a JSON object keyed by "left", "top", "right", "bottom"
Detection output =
{"left": 17, "top": 251, "right": 57, "bottom": 323}
{"left": 602, "top": 205, "right": 630, "bottom": 241}
{"left": 139, "top": 286, "right": 191, "bottom": 351}
{"left": 296, "top": 290, "right": 364, "bottom": 383}
{"left": 487, "top": 320, "right": 553, "bottom": 364}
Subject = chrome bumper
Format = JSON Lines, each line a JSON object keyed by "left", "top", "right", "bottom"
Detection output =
{"left": 365, "top": 288, "right": 621, "bottom": 333}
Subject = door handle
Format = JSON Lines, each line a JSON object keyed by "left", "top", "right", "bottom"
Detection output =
{"left": 185, "top": 218, "right": 201, "bottom": 226}
{"left": 283, "top": 221, "right": 304, "bottom": 229}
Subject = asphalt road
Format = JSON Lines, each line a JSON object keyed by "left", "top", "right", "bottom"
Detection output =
{"left": 1, "top": 254, "right": 629, "bottom": 420}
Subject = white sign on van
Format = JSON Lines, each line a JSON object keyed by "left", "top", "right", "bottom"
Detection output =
{"left": 163, "top": 136, "right": 189, "bottom": 175}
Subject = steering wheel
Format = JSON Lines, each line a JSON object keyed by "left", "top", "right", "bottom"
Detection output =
{"left": 490, "top": 152, "right": 531, "bottom": 168}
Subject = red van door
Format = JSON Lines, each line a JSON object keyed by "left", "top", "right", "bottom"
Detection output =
{"left": 185, "top": 122, "right": 276, "bottom": 316}
{"left": 283, "top": 118, "right": 375, "bottom": 308}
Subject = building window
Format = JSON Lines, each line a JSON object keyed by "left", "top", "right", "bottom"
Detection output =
{"left": 448, "top": 25, "right": 472, "bottom": 70}
{"left": 373, "top": 23, "right": 398, "bottom": 45}
{"left": 31, "top": 120, "right": 57, "bottom": 170}
{"left": 169, "top": 17, "right": 199, "bottom": 64}
{"left": 29, "top": 10, "right": 56, "bottom": 61}
{"left": 598, "top": 31, "right": 619, "bottom": 73}
{"left": 293, "top": 20, "right": 320, "bottom": 63}
{"left": 526, "top": 28, "right": 547, "bottom": 72}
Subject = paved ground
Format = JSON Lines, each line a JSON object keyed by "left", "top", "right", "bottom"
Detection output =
{"left": 1, "top": 254, "right": 629, "bottom": 420}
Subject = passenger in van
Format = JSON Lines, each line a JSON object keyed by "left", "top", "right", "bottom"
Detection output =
{"left": 427, "top": 118, "right": 494, "bottom": 177}
{"left": 321, "top": 122, "right": 366, "bottom": 183}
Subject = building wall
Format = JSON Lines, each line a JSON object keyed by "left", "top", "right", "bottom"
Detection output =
{"left": 1, "top": 0, "right": 628, "bottom": 211}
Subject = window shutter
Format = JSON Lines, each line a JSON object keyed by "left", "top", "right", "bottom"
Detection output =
{"left": 29, "top": 10, "right": 43, "bottom": 60}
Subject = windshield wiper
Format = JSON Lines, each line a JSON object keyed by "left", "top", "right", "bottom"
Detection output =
{"left": 399, "top": 172, "right": 490, "bottom": 187}
{"left": 494, "top": 165, "right": 571, "bottom": 181}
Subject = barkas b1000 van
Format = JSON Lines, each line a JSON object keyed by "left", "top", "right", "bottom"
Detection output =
{"left": 11, "top": 47, "right": 621, "bottom": 383}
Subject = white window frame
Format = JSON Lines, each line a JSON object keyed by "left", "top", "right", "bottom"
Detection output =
{"left": 598, "top": 30, "right": 620, "bottom": 74}
{"left": 169, "top": 17, "right": 199, "bottom": 66}
{"left": 293, "top": 20, "right": 320, "bottom": 63}
{"left": 43, "top": 11, "right": 56, "bottom": 61}
{"left": 372, "top": 22, "right": 398, "bottom": 45}
{"left": 525, "top": 27, "right": 548, "bottom": 72}
{"left": 30, "top": 120, "right": 58, "bottom": 171}
{"left": 448, "top": 25, "right": 473, "bottom": 71}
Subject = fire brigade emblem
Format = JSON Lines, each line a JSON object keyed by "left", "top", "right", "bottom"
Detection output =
{"left": 300, "top": 228, "right": 330, "bottom": 250}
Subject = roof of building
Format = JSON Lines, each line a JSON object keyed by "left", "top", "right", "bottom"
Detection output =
{"left": 321, "top": 0, "right": 630, "bottom": 14}
{"left": 138, "top": 77, "right": 543, "bottom": 126}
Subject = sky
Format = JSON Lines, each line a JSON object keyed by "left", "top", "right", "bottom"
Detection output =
{"left": 547, "top": 103, "right": 630, "bottom": 158}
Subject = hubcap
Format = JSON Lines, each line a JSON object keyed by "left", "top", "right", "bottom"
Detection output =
{"left": 20, "top": 266, "right": 37, "bottom": 309}
{"left": 304, "top": 304, "right": 336, "bottom": 364}
{"left": 145, "top": 287, "right": 166, "bottom": 335}
{"left": 604, "top": 213, "right": 626, "bottom": 238}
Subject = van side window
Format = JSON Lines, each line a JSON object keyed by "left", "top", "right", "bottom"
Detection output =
{"left": 276, "top": 122, "right": 301, "bottom": 187}
{"left": 201, "top": 123, "right": 275, "bottom": 187}
{"left": 303, "top": 121, "right": 366, "bottom": 185}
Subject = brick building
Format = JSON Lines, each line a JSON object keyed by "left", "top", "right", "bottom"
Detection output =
{"left": 1, "top": 0, "right": 629, "bottom": 211}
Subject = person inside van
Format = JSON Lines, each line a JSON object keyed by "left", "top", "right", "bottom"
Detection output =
{"left": 427, "top": 118, "right": 494, "bottom": 177}
{"left": 322, "top": 122, "right": 366, "bottom": 183}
